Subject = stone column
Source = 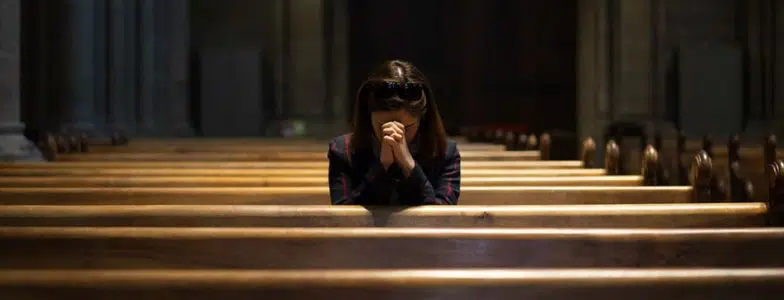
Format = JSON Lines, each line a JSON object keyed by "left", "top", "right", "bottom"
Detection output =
{"left": 327, "top": 0, "right": 350, "bottom": 133}
{"left": 0, "top": 0, "right": 42, "bottom": 161}
{"left": 746, "top": 0, "right": 771, "bottom": 135}
{"left": 93, "top": 0, "right": 108, "bottom": 135}
{"left": 163, "top": 0, "right": 194, "bottom": 136}
{"left": 138, "top": 0, "right": 193, "bottom": 137}
{"left": 612, "top": 0, "right": 654, "bottom": 122}
{"left": 286, "top": 0, "right": 329, "bottom": 136}
{"left": 107, "top": 0, "right": 138, "bottom": 134}
{"left": 774, "top": 0, "right": 784, "bottom": 135}
{"left": 138, "top": 0, "right": 157, "bottom": 135}
{"left": 62, "top": 0, "right": 98, "bottom": 133}
{"left": 577, "top": 0, "right": 612, "bottom": 161}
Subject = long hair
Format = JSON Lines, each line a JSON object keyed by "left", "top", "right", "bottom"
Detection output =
{"left": 351, "top": 60, "right": 448, "bottom": 166}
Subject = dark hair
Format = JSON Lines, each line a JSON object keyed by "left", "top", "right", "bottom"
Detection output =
{"left": 351, "top": 60, "right": 448, "bottom": 165}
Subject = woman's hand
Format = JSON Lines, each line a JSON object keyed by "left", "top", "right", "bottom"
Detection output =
{"left": 382, "top": 121, "right": 415, "bottom": 175}
{"left": 379, "top": 142, "right": 394, "bottom": 169}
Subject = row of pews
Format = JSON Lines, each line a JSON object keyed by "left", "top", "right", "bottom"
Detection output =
{"left": 1, "top": 133, "right": 784, "bottom": 299}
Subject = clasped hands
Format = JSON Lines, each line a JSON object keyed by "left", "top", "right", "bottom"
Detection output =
{"left": 379, "top": 121, "right": 415, "bottom": 174}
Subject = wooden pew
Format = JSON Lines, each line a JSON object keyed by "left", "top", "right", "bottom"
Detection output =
{"left": 0, "top": 186, "right": 693, "bottom": 205}
{"left": 112, "top": 136, "right": 471, "bottom": 146}
{"left": 0, "top": 203, "right": 766, "bottom": 228}
{"left": 1, "top": 269, "right": 782, "bottom": 299}
{"left": 88, "top": 143, "right": 507, "bottom": 153}
{"left": 0, "top": 227, "right": 782, "bottom": 269}
{"left": 0, "top": 167, "right": 608, "bottom": 177}
{"left": 54, "top": 150, "right": 540, "bottom": 162}
{"left": 0, "top": 175, "right": 644, "bottom": 187}
{"left": 0, "top": 160, "right": 587, "bottom": 170}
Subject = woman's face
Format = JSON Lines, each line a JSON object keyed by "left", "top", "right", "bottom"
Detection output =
{"left": 371, "top": 109, "right": 420, "bottom": 143}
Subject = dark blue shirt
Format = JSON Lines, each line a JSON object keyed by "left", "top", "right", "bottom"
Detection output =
{"left": 327, "top": 134, "right": 461, "bottom": 205}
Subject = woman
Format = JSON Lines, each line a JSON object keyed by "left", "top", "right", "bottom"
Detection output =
{"left": 328, "top": 60, "right": 460, "bottom": 205}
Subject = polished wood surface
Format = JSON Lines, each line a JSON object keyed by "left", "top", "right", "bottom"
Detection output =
{"left": 0, "top": 186, "right": 693, "bottom": 205}
{"left": 1, "top": 269, "right": 782, "bottom": 299}
{"left": 0, "top": 227, "right": 782, "bottom": 269}
{"left": 1, "top": 268, "right": 781, "bottom": 300}
{"left": 55, "top": 150, "right": 539, "bottom": 162}
{"left": 0, "top": 167, "right": 607, "bottom": 177}
{"left": 89, "top": 143, "right": 507, "bottom": 152}
{"left": 0, "top": 175, "right": 642, "bottom": 187}
{"left": 0, "top": 160, "right": 586, "bottom": 169}
{"left": 0, "top": 203, "right": 766, "bottom": 228}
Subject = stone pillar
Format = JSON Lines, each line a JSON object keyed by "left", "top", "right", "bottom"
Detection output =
{"left": 774, "top": 0, "right": 784, "bottom": 135}
{"left": 649, "top": 0, "right": 675, "bottom": 134}
{"left": 93, "top": 0, "right": 108, "bottom": 135}
{"left": 108, "top": 0, "right": 138, "bottom": 134}
{"left": 162, "top": 0, "right": 194, "bottom": 136}
{"left": 138, "top": 0, "right": 157, "bottom": 135}
{"left": 612, "top": 0, "right": 654, "bottom": 122}
{"left": 327, "top": 0, "right": 350, "bottom": 132}
{"left": 286, "top": 0, "right": 329, "bottom": 136}
{"left": 138, "top": 0, "right": 193, "bottom": 137}
{"left": 0, "top": 0, "right": 43, "bottom": 161}
{"left": 62, "top": 0, "right": 98, "bottom": 133}
{"left": 746, "top": 0, "right": 771, "bottom": 135}
{"left": 577, "top": 0, "right": 612, "bottom": 161}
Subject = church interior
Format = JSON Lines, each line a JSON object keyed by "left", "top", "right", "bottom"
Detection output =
{"left": 0, "top": 0, "right": 783, "bottom": 298}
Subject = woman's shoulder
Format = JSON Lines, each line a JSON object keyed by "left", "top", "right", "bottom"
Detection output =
{"left": 329, "top": 133, "right": 351, "bottom": 157}
{"left": 445, "top": 139, "right": 459, "bottom": 156}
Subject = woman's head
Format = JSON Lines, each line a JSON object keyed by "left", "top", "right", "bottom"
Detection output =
{"left": 351, "top": 60, "right": 448, "bottom": 162}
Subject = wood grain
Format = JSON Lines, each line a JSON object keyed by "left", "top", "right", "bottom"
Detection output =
{"left": 0, "top": 160, "right": 585, "bottom": 169}
{"left": 0, "top": 203, "right": 766, "bottom": 228}
{"left": 55, "top": 150, "right": 539, "bottom": 162}
{"left": 0, "top": 227, "right": 782, "bottom": 269}
{"left": 0, "top": 269, "right": 782, "bottom": 299}
{"left": 89, "top": 143, "right": 507, "bottom": 153}
{"left": 0, "top": 186, "right": 693, "bottom": 205}
{"left": 0, "top": 175, "right": 643, "bottom": 187}
{"left": 0, "top": 168, "right": 607, "bottom": 177}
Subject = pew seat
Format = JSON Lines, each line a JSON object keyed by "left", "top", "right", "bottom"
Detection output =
{"left": 0, "top": 269, "right": 782, "bottom": 299}
{"left": 0, "top": 186, "right": 694, "bottom": 205}
{"left": 0, "top": 160, "right": 583, "bottom": 169}
{"left": 55, "top": 151, "right": 539, "bottom": 162}
{"left": 0, "top": 175, "right": 643, "bottom": 187}
{"left": 0, "top": 227, "right": 782, "bottom": 269}
{"left": 0, "top": 203, "right": 766, "bottom": 228}
{"left": 0, "top": 167, "right": 607, "bottom": 177}
{"left": 88, "top": 143, "right": 507, "bottom": 152}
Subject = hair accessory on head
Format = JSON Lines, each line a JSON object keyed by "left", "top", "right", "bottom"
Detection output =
{"left": 370, "top": 81, "right": 424, "bottom": 102}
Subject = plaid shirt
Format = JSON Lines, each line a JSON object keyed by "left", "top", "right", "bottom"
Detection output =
{"left": 327, "top": 134, "right": 461, "bottom": 205}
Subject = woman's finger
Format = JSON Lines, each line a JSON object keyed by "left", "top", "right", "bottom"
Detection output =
{"left": 390, "top": 125, "right": 404, "bottom": 136}
{"left": 382, "top": 127, "right": 396, "bottom": 136}
{"left": 391, "top": 132, "right": 403, "bottom": 142}
{"left": 383, "top": 135, "right": 397, "bottom": 145}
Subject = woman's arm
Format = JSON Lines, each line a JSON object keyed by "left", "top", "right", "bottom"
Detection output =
{"left": 328, "top": 138, "right": 393, "bottom": 205}
{"left": 400, "top": 142, "right": 461, "bottom": 205}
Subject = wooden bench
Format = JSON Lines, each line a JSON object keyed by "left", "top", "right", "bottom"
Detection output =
{"left": 0, "top": 203, "right": 766, "bottom": 228}
{"left": 0, "top": 167, "right": 607, "bottom": 177}
{"left": 0, "top": 186, "right": 693, "bottom": 205}
{"left": 0, "top": 269, "right": 781, "bottom": 299}
{"left": 0, "top": 227, "right": 781, "bottom": 269}
{"left": 0, "top": 160, "right": 587, "bottom": 170}
{"left": 54, "top": 150, "right": 540, "bottom": 162}
{"left": 88, "top": 143, "right": 508, "bottom": 153}
{"left": 0, "top": 175, "right": 644, "bottom": 188}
